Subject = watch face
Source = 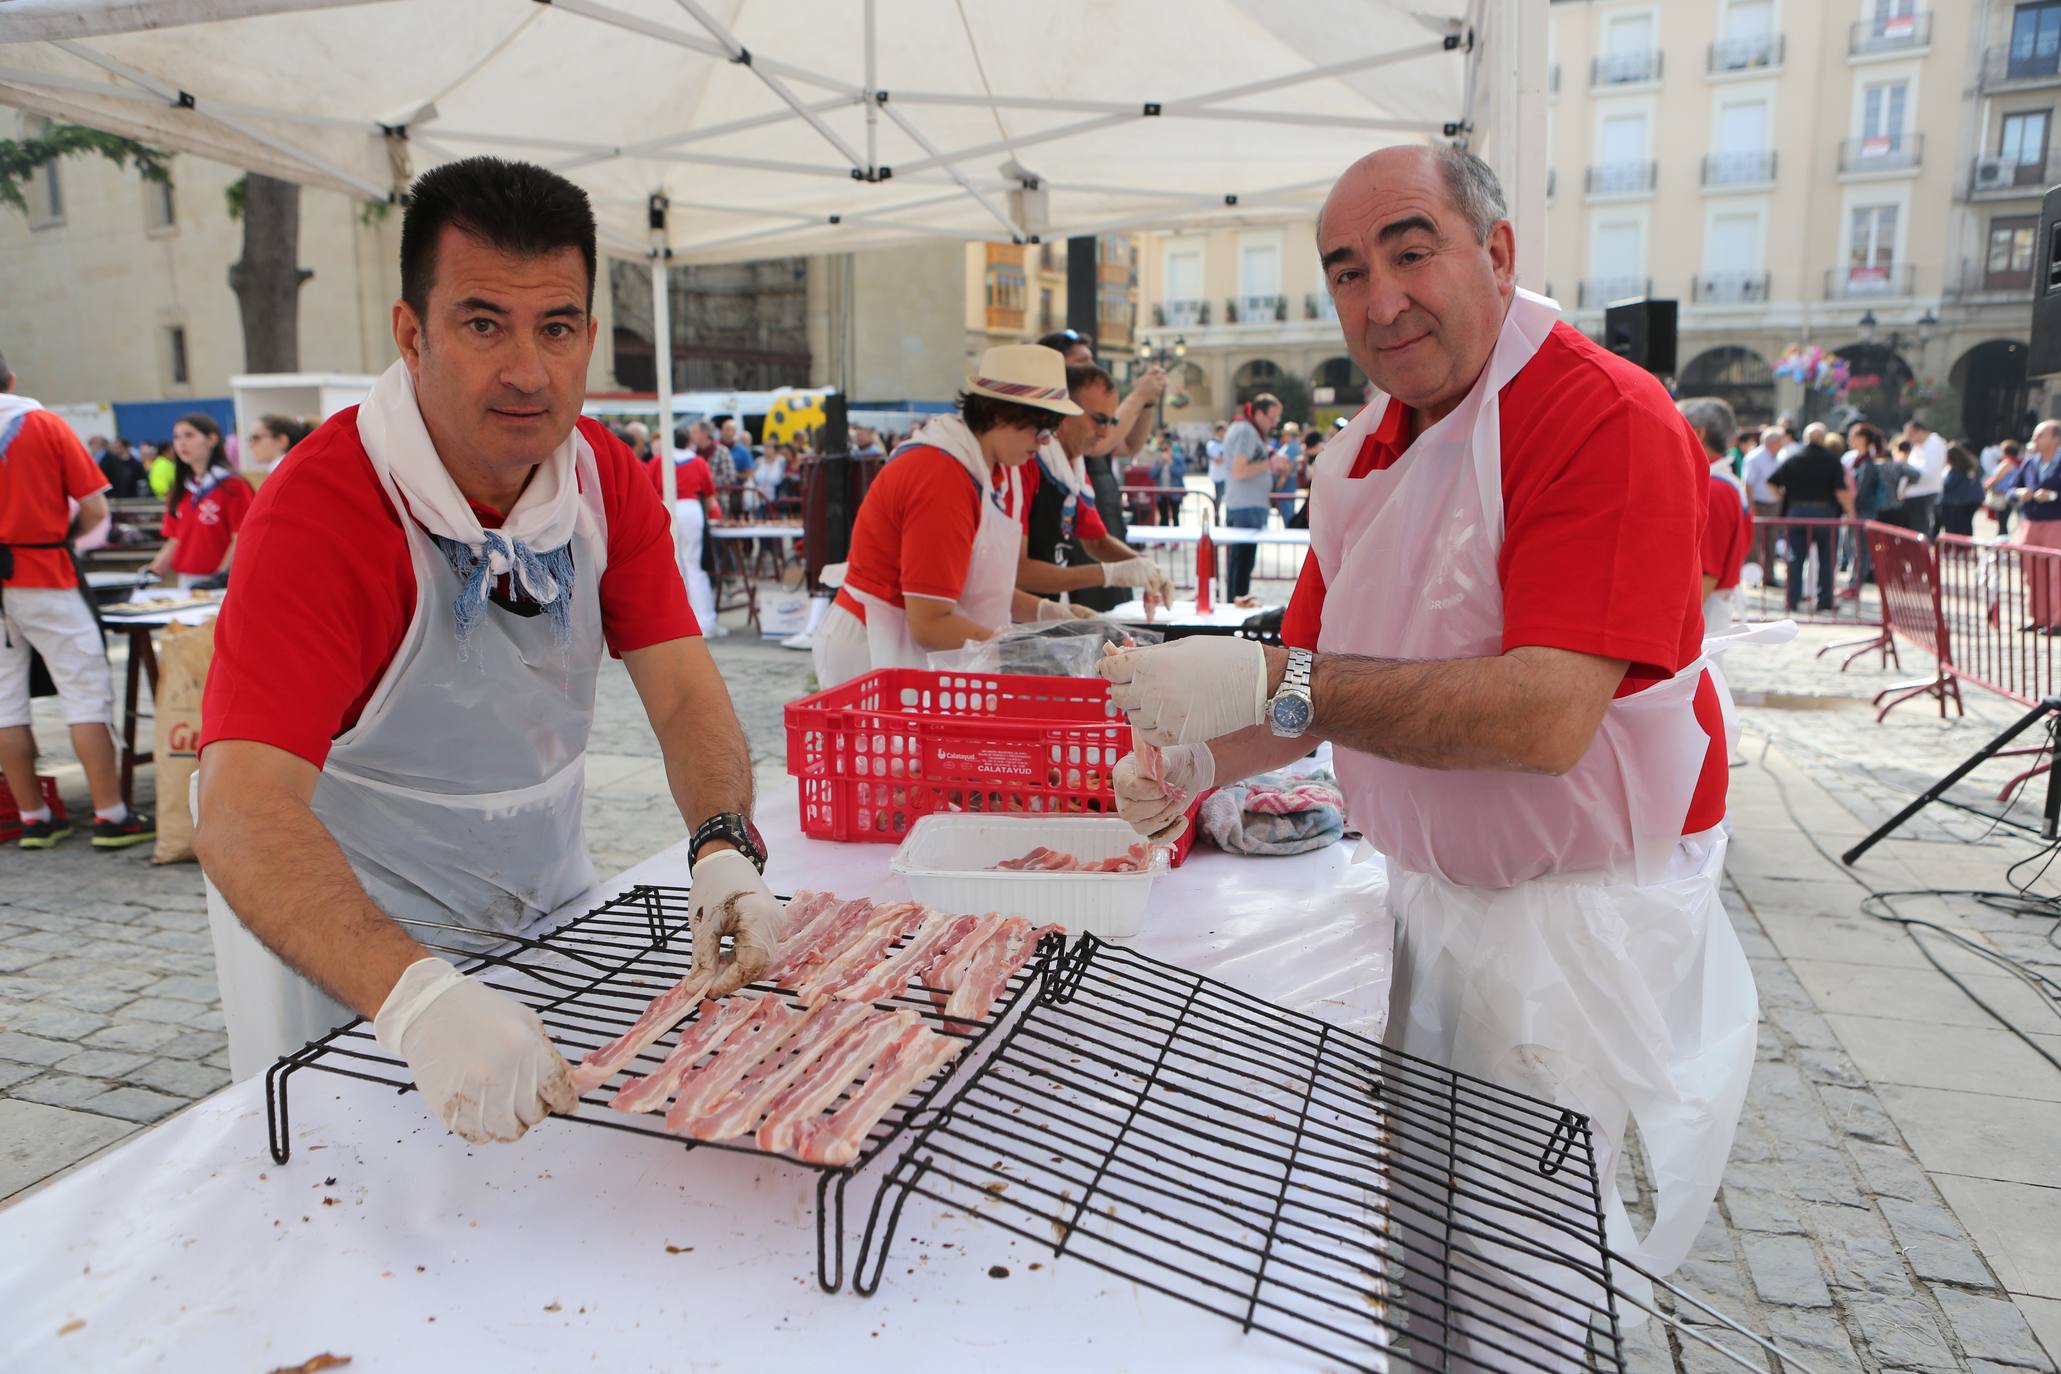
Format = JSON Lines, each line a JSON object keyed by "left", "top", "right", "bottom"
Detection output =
{"left": 1271, "top": 693, "right": 1313, "bottom": 734}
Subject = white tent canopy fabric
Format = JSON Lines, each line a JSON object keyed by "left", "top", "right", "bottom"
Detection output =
{"left": 0, "top": 0, "right": 1526, "bottom": 264}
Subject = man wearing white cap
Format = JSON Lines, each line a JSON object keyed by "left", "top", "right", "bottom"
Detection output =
{"left": 1097, "top": 146, "right": 1758, "bottom": 1358}
{"left": 812, "top": 344, "right": 1092, "bottom": 688}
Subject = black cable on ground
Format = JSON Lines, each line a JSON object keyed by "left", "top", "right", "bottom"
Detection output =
{"left": 1755, "top": 735, "right": 2061, "bottom": 1079}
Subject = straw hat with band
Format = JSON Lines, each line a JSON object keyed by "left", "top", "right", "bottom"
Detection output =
{"left": 964, "top": 344, "right": 1083, "bottom": 417}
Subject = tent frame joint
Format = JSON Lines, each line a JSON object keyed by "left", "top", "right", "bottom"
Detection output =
{"left": 731, "top": 46, "right": 753, "bottom": 67}
{"left": 1142, "top": 102, "right": 1161, "bottom": 117}
{"left": 175, "top": 90, "right": 195, "bottom": 110}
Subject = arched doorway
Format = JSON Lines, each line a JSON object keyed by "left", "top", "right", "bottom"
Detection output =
{"left": 1309, "top": 355, "right": 1371, "bottom": 428}
{"left": 1811, "top": 343, "right": 1914, "bottom": 431}
{"left": 1167, "top": 359, "right": 1213, "bottom": 421}
{"left": 1952, "top": 340, "right": 2033, "bottom": 446}
{"left": 1233, "top": 358, "right": 1285, "bottom": 406}
{"left": 1679, "top": 347, "right": 1776, "bottom": 425}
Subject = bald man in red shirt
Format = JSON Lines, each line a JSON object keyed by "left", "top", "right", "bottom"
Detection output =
{"left": 1097, "top": 146, "right": 1757, "bottom": 1353}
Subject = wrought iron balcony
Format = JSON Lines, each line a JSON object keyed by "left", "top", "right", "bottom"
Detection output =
{"left": 1837, "top": 133, "right": 1922, "bottom": 175}
{"left": 1577, "top": 277, "right": 1652, "bottom": 308}
{"left": 1702, "top": 150, "right": 1777, "bottom": 187}
{"left": 1824, "top": 264, "right": 1916, "bottom": 298}
{"left": 1591, "top": 49, "right": 1663, "bottom": 87}
{"left": 1849, "top": 12, "right": 1930, "bottom": 57}
{"left": 1709, "top": 33, "right": 1784, "bottom": 73}
{"left": 1692, "top": 272, "right": 1771, "bottom": 305}
{"left": 1586, "top": 160, "right": 1657, "bottom": 196}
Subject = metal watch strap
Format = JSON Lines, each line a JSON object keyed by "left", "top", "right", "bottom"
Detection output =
{"left": 1284, "top": 646, "right": 1312, "bottom": 698}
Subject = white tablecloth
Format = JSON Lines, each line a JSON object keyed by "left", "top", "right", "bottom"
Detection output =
{"left": 1128, "top": 525, "right": 1310, "bottom": 547}
{"left": 0, "top": 787, "right": 1392, "bottom": 1373}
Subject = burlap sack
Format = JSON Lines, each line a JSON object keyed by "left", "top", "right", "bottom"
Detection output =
{"left": 151, "top": 618, "right": 216, "bottom": 864}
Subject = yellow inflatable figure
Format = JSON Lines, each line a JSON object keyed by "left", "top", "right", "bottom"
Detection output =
{"left": 761, "top": 390, "right": 829, "bottom": 445}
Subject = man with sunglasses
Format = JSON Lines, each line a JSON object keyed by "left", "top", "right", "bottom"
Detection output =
{"left": 1037, "top": 330, "right": 1168, "bottom": 545}
{"left": 1014, "top": 363, "right": 1173, "bottom": 613}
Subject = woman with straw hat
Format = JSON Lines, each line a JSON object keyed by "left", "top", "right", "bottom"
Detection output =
{"left": 814, "top": 345, "right": 1093, "bottom": 688}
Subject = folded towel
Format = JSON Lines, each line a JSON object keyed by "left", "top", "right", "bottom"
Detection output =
{"left": 1199, "top": 767, "right": 1346, "bottom": 856}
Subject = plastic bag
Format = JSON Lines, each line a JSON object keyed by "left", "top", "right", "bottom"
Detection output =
{"left": 927, "top": 620, "right": 1164, "bottom": 678}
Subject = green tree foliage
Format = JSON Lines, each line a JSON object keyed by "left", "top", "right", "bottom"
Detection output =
{"left": 0, "top": 122, "right": 170, "bottom": 213}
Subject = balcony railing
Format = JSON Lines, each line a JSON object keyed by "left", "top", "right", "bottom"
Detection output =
{"left": 1236, "top": 294, "right": 1287, "bottom": 323}
{"left": 1578, "top": 277, "right": 1652, "bottom": 308}
{"left": 1825, "top": 263, "right": 1916, "bottom": 298}
{"left": 1849, "top": 12, "right": 1931, "bottom": 57}
{"left": 1981, "top": 43, "right": 2061, "bottom": 91}
{"left": 1693, "top": 272, "right": 1771, "bottom": 305}
{"left": 1838, "top": 132, "right": 1923, "bottom": 174}
{"left": 1591, "top": 49, "right": 1663, "bottom": 87}
{"left": 1586, "top": 160, "right": 1657, "bottom": 195}
{"left": 1702, "top": 150, "right": 1777, "bottom": 187}
{"left": 1160, "top": 298, "right": 1208, "bottom": 327}
{"left": 1947, "top": 257, "right": 2034, "bottom": 300}
{"left": 1967, "top": 154, "right": 2054, "bottom": 197}
{"left": 1709, "top": 32, "right": 1784, "bottom": 73}
{"left": 1304, "top": 291, "right": 1338, "bottom": 323}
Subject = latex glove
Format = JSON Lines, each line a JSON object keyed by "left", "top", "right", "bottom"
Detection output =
{"left": 1098, "top": 637, "right": 1269, "bottom": 746}
{"left": 1035, "top": 598, "right": 1098, "bottom": 622}
{"left": 688, "top": 848, "right": 781, "bottom": 996}
{"left": 1141, "top": 563, "right": 1174, "bottom": 606}
{"left": 374, "top": 957, "right": 577, "bottom": 1144}
{"left": 1100, "top": 557, "right": 1161, "bottom": 590}
{"left": 1113, "top": 743, "right": 1215, "bottom": 842}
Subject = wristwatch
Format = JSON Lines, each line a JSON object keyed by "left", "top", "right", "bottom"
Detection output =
{"left": 1267, "top": 647, "right": 1316, "bottom": 738}
{"left": 689, "top": 811, "right": 768, "bottom": 873}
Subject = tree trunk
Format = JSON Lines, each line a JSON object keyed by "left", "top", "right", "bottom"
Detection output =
{"left": 226, "top": 173, "right": 313, "bottom": 372}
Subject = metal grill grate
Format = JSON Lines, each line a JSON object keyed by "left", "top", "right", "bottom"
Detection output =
{"left": 263, "top": 883, "right": 1060, "bottom": 1289}
{"left": 852, "top": 934, "right": 1628, "bottom": 1373}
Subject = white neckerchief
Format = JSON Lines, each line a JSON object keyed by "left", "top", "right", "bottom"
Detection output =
{"left": 356, "top": 360, "right": 584, "bottom": 605}
{"left": 899, "top": 414, "right": 1010, "bottom": 511}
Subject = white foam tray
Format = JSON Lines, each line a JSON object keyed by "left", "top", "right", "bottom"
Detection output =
{"left": 888, "top": 814, "right": 1166, "bottom": 939}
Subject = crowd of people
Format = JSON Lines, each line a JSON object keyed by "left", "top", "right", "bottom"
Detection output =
{"left": 1724, "top": 413, "right": 2045, "bottom": 615}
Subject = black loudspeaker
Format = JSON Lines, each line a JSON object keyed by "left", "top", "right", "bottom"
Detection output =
{"left": 2030, "top": 185, "right": 2061, "bottom": 379}
{"left": 819, "top": 391, "right": 849, "bottom": 458}
{"left": 1604, "top": 298, "right": 1678, "bottom": 377}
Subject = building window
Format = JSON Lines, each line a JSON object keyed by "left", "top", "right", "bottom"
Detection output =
{"left": 1170, "top": 243, "right": 1203, "bottom": 327}
{"left": 1848, "top": 205, "right": 1900, "bottom": 291}
{"left": 1039, "top": 288, "right": 1054, "bottom": 331}
{"left": 1988, "top": 214, "right": 2040, "bottom": 289}
{"left": 1595, "top": 11, "right": 1660, "bottom": 85}
{"left": 2010, "top": 2, "right": 2061, "bottom": 80}
{"left": 2001, "top": 110, "right": 2052, "bottom": 178}
{"left": 144, "top": 176, "right": 176, "bottom": 231}
{"left": 1860, "top": 81, "right": 1909, "bottom": 155}
{"left": 165, "top": 326, "right": 190, "bottom": 386}
{"left": 22, "top": 116, "right": 63, "bottom": 228}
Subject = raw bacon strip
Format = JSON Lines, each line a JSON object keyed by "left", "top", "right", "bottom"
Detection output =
{"left": 932, "top": 916, "right": 1028, "bottom": 1004}
{"left": 945, "top": 919, "right": 1061, "bottom": 1021}
{"left": 988, "top": 842, "right": 1151, "bottom": 873}
{"left": 777, "top": 890, "right": 838, "bottom": 940}
{"left": 609, "top": 995, "right": 759, "bottom": 1114}
{"left": 569, "top": 965, "right": 718, "bottom": 1095}
{"left": 684, "top": 1001, "right": 874, "bottom": 1142}
{"left": 664, "top": 997, "right": 807, "bottom": 1134}
{"left": 764, "top": 897, "right": 877, "bottom": 986}
{"left": 792, "top": 1022, "right": 965, "bottom": 1167}
{"left": 794, "top": 901, "right": 927, "bottom": 1007}
{"left": 834, "top": 911, "right": 978, "bottom": 1005}
{"left": 755, "top": 1012, "right": 916, "bottom": 1157}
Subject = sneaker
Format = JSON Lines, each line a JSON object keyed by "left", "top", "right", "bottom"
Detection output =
{"left": 17, "top": 817, "right": 72, "bottom": 849}
{"left": 90, "top": 810, "right": 155, "bottom": 849}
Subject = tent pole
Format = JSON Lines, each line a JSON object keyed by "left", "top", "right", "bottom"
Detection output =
{"left": 651, "top": 193, "right": 677, "bottom": 513}
{"left": 1475, "top": 0, "right": 1547, "bottom": 293}
{"left": 864, "top": 0, "right": 879, "bottom": 177}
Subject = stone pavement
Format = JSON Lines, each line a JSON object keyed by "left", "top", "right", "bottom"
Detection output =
{"left": 4, "top": 610, "right": 2061, "bottom": 1372}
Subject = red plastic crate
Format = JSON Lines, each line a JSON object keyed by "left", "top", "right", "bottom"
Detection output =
{"left": 784, "top": 669, "right": 1202, "bottom": 862}
{"left": 0, "top": 774, "right": 67, "bottom": 844}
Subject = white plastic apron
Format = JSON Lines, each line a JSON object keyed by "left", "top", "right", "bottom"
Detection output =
{"left": 205, "top": 443, "right": 608, "bottom": 1081}
{"left": 844, "top": 452, "right": 1023, "bottom": 674}
{"left": 1309, "top": 290, "right": 1758, "bottom": 1347}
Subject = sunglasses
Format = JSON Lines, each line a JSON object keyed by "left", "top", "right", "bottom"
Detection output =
{"left": 1088, "top": 411, "right": 1117, "bottom": 428}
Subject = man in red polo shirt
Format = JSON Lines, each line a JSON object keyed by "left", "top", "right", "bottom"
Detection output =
{"left": 1097, "top": 146, "right": 1757, "bottom": 1350}
{"left": 194, "top": 158, "right": 775, "bottom": 1145}
{"left": 0, "top": 351, "right": 155, "bottom": 849}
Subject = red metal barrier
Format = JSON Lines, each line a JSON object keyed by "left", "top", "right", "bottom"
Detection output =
{"left": 1934, "top": 533, "right": 2061, "bottom": 708}
{"left": 1866, "top": 522, "right": 1962, "bottom": 721}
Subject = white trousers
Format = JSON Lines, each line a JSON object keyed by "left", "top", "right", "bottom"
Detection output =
{"left": 674, "top": 502, "right": 717, "bottom": 632}
{"left": 0, "top": 585, "right": 113, "bottom": 728}
{"left": 810, "top": 603, "right": 871, "bottom": 690}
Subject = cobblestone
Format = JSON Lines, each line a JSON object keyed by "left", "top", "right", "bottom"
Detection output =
{"left": 52, "top": 1049, "right": 152, "bottom": 1079}
{"left": 82, "top": 1085, "right": 186, "bottom": 1124}
{"left": 0, "top": 1031, "right": 74, "bottom": 1067}
{"left": 1738, "top": 1232, "right": 1833, "bottom": 1308}
{"left": 126, "top": 1057, "right": 228, "bottom": 1099}
{"left": 1935, "top": 1289, "right": 2056, "bottom": 1371}
{"left": 82, "top": 1021, "right": 184, "bottom": 1054}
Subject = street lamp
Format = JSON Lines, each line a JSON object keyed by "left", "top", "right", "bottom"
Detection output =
{"left": 1857, "top": 310, "right": 1879, "bottom": 342}
{"left": 1917, "top": 308, "right": 1938, "bottom": 345}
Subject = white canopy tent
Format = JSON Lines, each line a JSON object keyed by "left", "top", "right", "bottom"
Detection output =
{"left": 0, "top": 0, "right": 1547, "bottom": 502}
